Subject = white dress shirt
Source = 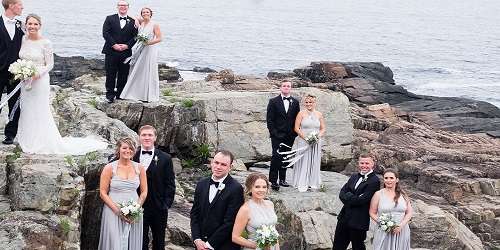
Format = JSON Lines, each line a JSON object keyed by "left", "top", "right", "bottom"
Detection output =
{"left": 355, "top": 170, "right": 373, "bottom": 189}
{"left": 209, "top": 174, "right": 227, "bottom": 203}
{"left": 2, "top": 14, "right": 16, "bottom": 40}
{"left": 281, "top": 94, "right": 292, "bottom": 113}
{"left": 139, "top": 147, "right": 155, "bottom": 170}
{"left": 118, "top": 15, "right": 127, "bottom": 29}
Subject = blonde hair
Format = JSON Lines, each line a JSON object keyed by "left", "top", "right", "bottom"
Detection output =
{"left": 141, "top": 7, "right": 153, "bottom": 17}
{"left": 26, "top": 14, "right": 42, "bottom": 26}
{"left": 138, "top": 124, "right": 156, "bottom": 136}
{"left": 114, "top": 137, "right": 137, "bottom": 159}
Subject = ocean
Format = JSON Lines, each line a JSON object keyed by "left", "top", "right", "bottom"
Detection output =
{"left": 21, "top": 0, "right": 500, "bottom": 107}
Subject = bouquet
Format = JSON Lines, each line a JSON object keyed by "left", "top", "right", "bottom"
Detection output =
{"left": 255, "top": 224, "right": 279, "bottom": 249}
{"left": 8, "top": 59, "right": 37, "bottom": 89}
{"left": 118, "top": 199, "right": 143, "bottom": 223}
{"left": 304, "top": 131, "right": 319, "bottom": 145}
{"left": 378, "top": 213, "right": 398, "bottom": 233}
{"left": 136, "top": 33, "right": 149, "bottom": 45}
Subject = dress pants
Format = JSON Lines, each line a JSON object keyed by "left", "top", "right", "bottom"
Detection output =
{"left": 269, "top": 136, "right": 295, "bottom": 184}
{"left": 0, "top": 74, "right": 20, "bottom": 138}
{"left": 333, "top": 221, "right": 367, "bottom": 250}
{"left": 142, "top": 208, "right": 168, "bottom": 250}
{"left": 104, "top": 53, "right": 130, "bottom": 99}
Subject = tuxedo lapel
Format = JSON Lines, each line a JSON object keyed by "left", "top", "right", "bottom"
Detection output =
{"left": 0, "top": 17, "right": 10, "bottom": 42}
{"left": 275, "top": 96, "right": 287, "bottom": 117}
{"left": 208, "top": 175, "right": 232, "bottom": 210}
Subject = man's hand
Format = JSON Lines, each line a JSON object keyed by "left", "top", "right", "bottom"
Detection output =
{"left": 112, "top": 44, "right": 121, "bottom": 51}
{"left": 194, "top": 239, "right": 209, "bottom": 250}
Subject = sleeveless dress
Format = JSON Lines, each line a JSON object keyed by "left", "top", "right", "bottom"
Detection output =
{"left": 16, "top": 38, "right": 107, "bottom": 154}
{"left": 244, "top": 199, "right": 279, "bottom": 250}
{"left": 98, "top": 161, "right": 143, "bottom": 250}
{"left": 372, "top": 189, "right": 411, "bottom": 250}
{"left": 120, "top": 21, "right": 159, "bottom": 102}
{"left": 292, "top": 112, "right": 322, "bottom": 192}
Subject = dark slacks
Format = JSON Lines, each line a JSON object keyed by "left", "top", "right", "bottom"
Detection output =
{"left": 333, "top": 221, "right": 367, "bottom": 250}
{"left": 0, "top": 74, "right": 20, "bottom": 138}
{"left": 269, "top": 136, "right": 295, "bottom": 184}
{"left": 104, "top": 53, "right": 130, "bottom": 99}
{"left": 142, "top": 208, "right": 168, "bottom": 250}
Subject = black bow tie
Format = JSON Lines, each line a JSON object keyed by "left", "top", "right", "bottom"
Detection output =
{"left": 283, "top": 97, "right": 291, "bottom": 101}
{"left": 209, "top": 179, "right": 220, "bottom": 188}
{"left": 142, "top": 150, "right": 153, "bottom": 155}
{"left": 120, "top": 17, "right": 127, "bottom": 21}
{"left": 358, "top": 173, "right": 369, "bottom": 180}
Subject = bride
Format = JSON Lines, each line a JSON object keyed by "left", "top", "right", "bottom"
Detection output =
{"left": 16, "top": 14, "right": 107, "bottom": 155}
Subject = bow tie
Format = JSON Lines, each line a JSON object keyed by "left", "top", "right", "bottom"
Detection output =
{"left": 283, "top": 97, "right": 291, "bottom": 102}
{"left": 142, "top": 150, "right": 153, "bottom": 155}
{"left": 209, "top": 179, "right": 220, "bottom": 188}
{"left": 5, "top": 18, "right": 17, "bottom": 24}
{"left": 358, "top": 173, "right": 369, "bottom": 180}
{"left": 119, "top": 17, "right": 127, "bottom": 21}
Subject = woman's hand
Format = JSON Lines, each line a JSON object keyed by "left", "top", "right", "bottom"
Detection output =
{"left": 392, "top": 225, "right": 402, "bottom": 234}
{"left": 32, "top": 74, "right": 40, "bottom": 80}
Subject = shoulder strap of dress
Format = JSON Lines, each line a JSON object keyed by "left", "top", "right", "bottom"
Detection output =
{"left": 132, "top": 161, "right": 140, "bottom": 175}
{"left": 110, "top": 160, "right": 118, "bottom": 175}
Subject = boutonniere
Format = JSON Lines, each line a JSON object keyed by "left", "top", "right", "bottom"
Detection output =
{"left": 217, "top": 183, "right": 225, "bottom": 191}
{"left": 362, "top": 175, "right": 368, "bottom": 182}
{"left": 154, "top": 156, "right": 158, "bottom": 164}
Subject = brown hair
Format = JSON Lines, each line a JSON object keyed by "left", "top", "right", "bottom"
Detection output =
{"left": 244, "top": 172, "right": 269, "bottom": 197}
{"left": 215, "top": 149, "right": 234, "bottom": 165}
{"left": 2, "top": 0, "right": 18, "bottom": 10}
{"left": 115, "top": 137, "right": 137, "bottom": 159}
{"left": 26, "top": 14, "right": 42, "bottom": 26}
{"left": 358, "top": 152, "right": 375, "bottom": 161}
{"left": 138, "top": 124, "right": 156, "bottom": 136}
{"left": 141, "top": 7, "right": 153, "bottom": 17}
{"left": 383, "top": 168, "right": 408, "bottom": 207}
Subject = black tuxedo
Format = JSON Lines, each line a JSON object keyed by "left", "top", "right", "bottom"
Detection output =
{"left": 266, "top": 94, "right": 300, "bottom": 184}
{"left": 0, "top": 16, "right": 23, "bottom": 139}
{"left": 333, "top": 172, "right": 380, "bottom": 250}
{"left": 101, "top": 14, "right": 137, "bottom": 99}
{"left": 190, "top": 175, "right": 244, "bottom": 250}
{"left": 133, "top": 147, "right": 175, "bottom": 250}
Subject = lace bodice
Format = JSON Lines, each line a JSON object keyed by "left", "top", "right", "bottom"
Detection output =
{"left": 19, "top": 38, "right": 54, "bottom": 77}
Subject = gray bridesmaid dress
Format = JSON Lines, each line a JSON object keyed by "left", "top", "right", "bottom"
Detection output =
{"left": 372, "top": 189, "right": 411, "bottom": 250}
{"left": 244, "top": 199, "right": 279, "bottom": 250}
{"left": 98, "top": 161, "right": 143, "bottom": 250}
{"left": 292, "top": 112, "right": 322, "bottom": 192}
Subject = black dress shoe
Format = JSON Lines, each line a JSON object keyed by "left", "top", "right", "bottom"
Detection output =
{"left": 106, "top": 97, "right": 114, "bottom": 103}
{"left": 2, "top": 137, "right": 14, "bottom": 145}
{"left": 271, "top": 182, "right": 280, "bottom": 191}
{"left": 279, "top": 180, "right": 290, "bottom": 187}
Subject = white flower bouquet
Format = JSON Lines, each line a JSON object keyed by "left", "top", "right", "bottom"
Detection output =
{"left": 304, "top": 131, "right": 319, "bottom": 145}
{"left": 378, "top": 213, "right": 398, "bottom": 233}
{"left": 118, "top": 199, "right": 143, "bottom": 223}
{"left": 8, "top": 59, "right": 37, "bottom": 89}
{"left": 255, "top": 224, "right": 279, "bottom": 249}
{"left": 136, "top": 33, "right": 149, "bottom": 45}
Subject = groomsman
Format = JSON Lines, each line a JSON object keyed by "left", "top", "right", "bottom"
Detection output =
{"left": 133, "top": 125, "right": 176, "bottom": 250}
{"left": 0, "top": 0, "right": 23, "bottom": 144}
{"left": 333, "top": 153, "right": 380, "bottom": 250}
{"left": 101, "top": 0, "right": 137, "bottom": 103}
{"left": 266, "top": 81, "right": 300, "bottom": 191}
{"left": 190, "top": 150, "right": 244, "bottom": 250}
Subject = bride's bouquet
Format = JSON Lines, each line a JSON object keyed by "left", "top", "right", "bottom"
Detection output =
{"left": 136, "top": 33, "right": 149, "bottom": 45}
{"left": 118, "top": 199, "right": 143, "bottom": 223}
{"left": 305, "top": 131, "right": 319, "bottom": 145}
{"left": 255, "top": 224, "right": 279, "bottom": 249}
{"left": 378, "top": 213, "right": 398, "bottom": 233}
{"left": 8, "top": 59, "right": 37, "bottom": 90}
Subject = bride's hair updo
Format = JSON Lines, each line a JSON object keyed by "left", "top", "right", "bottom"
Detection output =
{"left": 26, "top": 13, "right": 42, "bottom": 25}
{"left": 244, "top": 173, "right": 270, "bottom": 198}
{"left": 115, "top": 137, "right": 137, "bottom": 159}
{"left": 141, "top": 7, "right": 153, "bottom": 17}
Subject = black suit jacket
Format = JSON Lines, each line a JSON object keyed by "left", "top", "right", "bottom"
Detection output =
{"left": 134, "top": 147, "right": 176, "bottom": 211}
{"left": 101, "top": 14, "right": 137, "bottom": 57}
{"left": 0, "top": 17, "right": 23, "bottom": 77}
{"left": 337, "top": 172, "right": 380, "bottom": 231}
{"left": 266, "top": 95, "right": 300, "bottom": 140}
{"left": 190, "top": 175, "right": 244, "bottom": 250}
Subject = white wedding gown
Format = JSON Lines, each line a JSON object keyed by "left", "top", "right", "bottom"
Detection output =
{"left": 16, "top": 38, "right": 107, "bottom": 155}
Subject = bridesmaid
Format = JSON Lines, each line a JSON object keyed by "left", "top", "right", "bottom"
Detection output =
{"left": 291, "top": 94, "right": 326, "bottom": 192}
{"left": 98, "top": 138, "right": 148, "bottom": 250}
{"left": 369, "top": 168, "right": 413, "bottom": 250}
{"left": 232, "top": 173, "right": 280, "bottom": 250}
{"left": 120, "top": 7, "right": 162, "bottom": 102}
